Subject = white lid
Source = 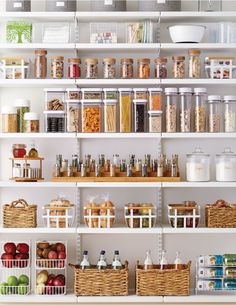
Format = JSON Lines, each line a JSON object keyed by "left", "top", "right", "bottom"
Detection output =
{"left": 165, "top": 88, "right": 178, "bottom": 94}
{"left": 103, "top": 99, "right": 118, "bottom": 104}
{"left": 66, "top": 88, "right": 81, "bottom": 92}
{"left": 1, "top": 106, "right": 17, "bottom": 114}
{"left": 81, "top": 88, "right": 103, "bottom": 92}
{"left": 118, "top": 88, "right": 132, "bottom": 92}
{"left": 81, "top": 99, "right": 102, "bottom": 103}
{"left": 133, "top": 88, "right": 147, "bottom": 92}
{"left": 103, "top": 88, "right": 117, "bottom": 92}
{"left": 24, "top": 112, "right": 39, "bottom": 120}
{"left": 148, "top": 110, "right": 163, "bottom": 115}
{"left": 208, "top": 95, "right": 221, "bottom": 102}
{"left": 187, "top": 147, "right": 210, "bottom": 157}
{"left": 179, "top": 87, "right": 192, "bottom": 94}
{"left": 43, "top": 111, "right": 65, "bottom": 114}
{"left": 43, "top": 88, "right": 65, "bottom": 92}
{"left": 223, "top": 96, "right": 236, "bottom": 102}
{"left": 65, "top": 99, "right": 80, "bottom": 103}
{"left": 193, "top": 88, "right": 207, "bottom": 94}
{"left": 14, "top": 98, "right": 30, "bottom": 107}
{"left": 133, "top": 99, "right": 148, "bottom": 103}
{"left": 148, "top": 88, "right": 162, "bottom": 92}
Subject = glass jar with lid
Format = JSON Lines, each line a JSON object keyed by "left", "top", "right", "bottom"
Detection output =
{"left": 14, "top": 98, "right": 30, "bottom": 132}
{"left": 66, "top": 100, "right": 81, "bottom": 132}
{"left": 224, "top": 96, "right": 236, "bottom": 132}
{"left": 1, "top": 106, "right": 17, "bottom": 133}
{"left": 186, "top": 148, "right": 210, "bottom": 182}
{"left": 118, "top": 88, "right": 132, "bottom": 132}
{"left": 68, "top": 58, "right": 81, "bottom": 79}
{"left": 149, "top": 111, "right": 162, "bottom": 133}
{"left": 51, "top": 56, "right": 64, "bottom": 79}
{"left": 133, "top": 88, "right": 148, "bottom": 100}
{"left": 172, "top": 56, "right": 185, "bottom": 79}
{"left": 216, "top": 148, "right": 236, "bottom": 181}
{"left": 103, "top": 88, "right": 118, "bottom": 100}
{"left": 165, "top": 88, "right": 178, "bottom": 132}
{"left": 81, "top": 88, "right": 103, "bottom": 100}
{"left": 148, "top": 88, "right": 162, "bottom": 111}
{"left": 34, "top": 49, "right": 47, "bottom": 79}
{"left": 103, "top": 58, "right": 116, "bottom": 79}
{"left": 104, "top": 99, "right": 117, "bottom": 133}
{"left": 133, "top": 99, "right": 148, "bottom": 132}
{"left": 193, "top": 88, "right": 207, "bottom": 132}
{"left": 155, "top": 58, "right": 168, "bottom": 79}
{"left": 137, "top": 58, "right": 150, "bottom": 79}
{"left": 189, "top": 49, "right": 201, "bottom": 78}
{"left": 85, "top": 58, "right": 98, "bottom": 79}
{"left": 120, "top": 58, "right": 134, "bottom": 79}
{"left": 12, "top": 144, "right": 26, "bottom": 158}
{"left": 179, "top": 87, "right": 192, "bottom": 133}
{"left": 81, "top": 100, "right": 103, "bottom": 133}
{"left": 208, "top": 95, "right": 222, "bottom": 132}
{"left": 24, "top": 112, "right": 40, "bottom": 133}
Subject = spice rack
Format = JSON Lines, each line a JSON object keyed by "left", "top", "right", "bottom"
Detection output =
{"left": 10, "top": 157, "right": 44, "bottom": 182}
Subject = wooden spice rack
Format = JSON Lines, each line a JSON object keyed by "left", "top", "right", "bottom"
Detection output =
{"left": 10, "top": 157, "right": 44, "bottom": 182}
{"left": 51, "top": 176, "right": 181, "bottom": 182}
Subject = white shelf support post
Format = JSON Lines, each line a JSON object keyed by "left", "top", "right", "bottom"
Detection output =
{"left": 76, "top": 137, "right": 81, "bottom": 263}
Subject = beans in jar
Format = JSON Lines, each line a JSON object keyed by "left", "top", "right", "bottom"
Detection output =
{"left": 155, "top": 57, "right": 167, "bottom": 79}
{"left": 120, "top": 58, "right": 133, "bottom": 79}
{"left": 51, "top": 56, "right": 64, "bottom": 79}
{"left": 137, "top": 58, "right": 150, "bottom": 79}
{"left": 85, "top": 58, "right": 98, "bottom": 79}
{"left": 103, "top": 58, "right": 116, "bottom": 79}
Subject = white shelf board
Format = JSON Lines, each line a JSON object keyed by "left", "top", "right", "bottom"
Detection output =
{"left": 0, "top": 227, "right": 77, "bottom": 234}
{"left": 0, "top": 43, "right": 75, "bottom": 50}
{"left": 161, "top": 132, "right": 236, "bottom": 138}
{"left": 0, "top": 79, "right": 76, "bottom": 87}
{"left": 76, "top": 79, "right": 160, "bottom": 86}
{"left": 0, "top": 133, "right": 76, "bottom": 139}
{"left": 76, "top": 11, "right": 160, "bottom": 21}
{"left": 161, "top": 43, "right": 236, "bottom": 50}
{"left": 77, "top": 133, "right": 161, "bottom": 139}
{"left": 77, "top": 295, "right": 163, "bottom": 304}
{"left": 164, "top": 294, "right": 236, "bottom": 303}
{"left": 162, "top": 182, "right": 236, "bottom": 188}
{"left": 161, "top": 11, "right": 236, "bottom": 22}
{"left": 161, "top": 79, "right": 236, "bottom": 86}
{"left": 77, "top": 226, "right": 162, "bottom": 234}
{"left": 0, "top": 12, "right": 75, "bottom": 21}
{"left": 0, "top": 181, "right": 77, "bottom": 188}
{"left": 75, "top": 43, "right": 160, "bottom": 52}
{"left": 163, "top": 226, "right": 236, "bottom": 234}
{"left": 77, "top": 182, "right": 162, "bottom": 188}
{"left": 0, "top": 294, "right": 77, "bottom": 303}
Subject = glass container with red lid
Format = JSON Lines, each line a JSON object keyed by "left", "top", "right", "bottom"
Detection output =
{"left": 12, "top": 144, "right": 26, "bottom": 158}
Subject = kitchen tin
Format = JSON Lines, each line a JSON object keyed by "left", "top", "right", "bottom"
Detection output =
{"left": 6, "top": 0, "right": 31, "bottom": 12}
{"left": 46, "top": 0, "right": 76, "bottom": 12}
{"left": 91, "top": 0, "right": 126, "bottom": 11}
{"left": 139, "top": 0, "right": 181, "bottom": 11}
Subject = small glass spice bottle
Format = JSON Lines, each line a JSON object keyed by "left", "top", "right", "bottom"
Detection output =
{"left": 120, "top": 58, "right": 134, "bottom": 79}
{"left": 137, "top": 58, "right": 150, "bottom": 79}
{"left": 85, "top": 58, "right": 98, "bottom": 79}
{"left": 155, "top": 57, "right": 168, "bottom": 79}
{"left": 68, "top": 58, "right": 81, "bottom": 79}
{"left": 34, "top": 49, "right": 47, "bottom": 79}
{"left": 172, "top": 56, "right": 185, "bottom": 79}
{"left": 189, "top": 49, "right": 201, "bottom": 78}
{"left": 51, "top": 56, "right": 64, "bottom": 79}
{"left": 103, "top": 58, "right": 116, "bottom": 79}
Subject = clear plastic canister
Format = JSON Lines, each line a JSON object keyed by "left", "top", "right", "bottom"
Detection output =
{"left": 81, "top": 100, "right": 103, "bottom": 133}
{"left": 216, "top": 148, "right": 236, "bottom": 182}
{"left": 118, "top": 88, "right": 132, "bottom": 132}
{"left": 186, "top": 148, "right": 210, "bottom": 182}
{"left": 224, "top": 96, "right": 236, "bottom": 132}
{"left": 172, "top": 56, "right": 185, "bottom": 79}
{"left": 148, "top": 88, "right": 162, "bottom": 111}
{"left": 149, "top": 111, "right": 162, "bottom": 133}
{"left": 44, "top": 111, "right": 66, "bottom": 133}
{"left": 189, "top": 49, "right": 201, "bottom": 78}
{"left": 133, "top": 99, "right": 148, "bottom": 132}
{"left": 1, "top": 106, "right": 17, "bottom": 133}
{"left": 120, "top": 58, "right": 133, "bottom": 79}
{"left": 179, "top": 87, "right": 192, "bottom": 133}
{"left": 24, "top": 112, "right": 39, "bottom": 133}
{"left": 137, "top": 58, "right": 150, "bottom": 79}
{"left": 44, "top": 88, "right": 65, "bottom": 111}
{"left": 66, "top": 100, "right": 81, "bottom": 132}
{"left": 133, "top": 88, "right": 148, "bottom": 100}
{"left": 66, "top": 88, "right": 81, "bottom": 100}
{"left": 103, "top": 58, "right": 116, "bottom": 79}
{"left": 193, "top": 88, "right": 207, "bottom": 132}
{"left": 208, "top": 95, "right": 222, "bottom": 132}
{"left": 14, "top": 98, "right": 30, "bottom": 132}
{"left": 155, "top": 57, "right": 168, "bottom": 79}
{"left": 104, "top": 99, "right": 117, "bottom": 133}
{"left": 103, "top": 88, "right": 118, "bottom": 100}
{"left": 165, "top": 87, "right": 178, "bottom": 132}
{"left": 51, "top": 56, "right": 64, "bottom": 79}
{"left": 85, "top": 58, "right": 98, "bottom": 79}
{"left": 81, "top": 88, "right": 103, "bottom": 100}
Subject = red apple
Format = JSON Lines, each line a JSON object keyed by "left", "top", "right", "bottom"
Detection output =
{"left": 48, "top": 251, "right": 58, "bottom": 260}
{"left": 58, "top": 252, "right": 66, "bottom": 259}
{"left": 46, "top": 278, "right": 54, "bottom": 286}
{"left": 56, "top": 274, "right": 65, "bottom": 285}
{"left": 16, "top": 243, "right": 29, "bottom": 254}
{"left": 56, "top": 243, "right": 65, "bottom": 253}
{"left": 53, "top": 277, "right": 64, "bottom": 287}
{"left": 15, "top": 253, "right": 29, "bottom": 268}
{"left": 1, "top": 253, "right": 14, "bottom": 268}
{"left": 4, "top": 243, "right": 16, "bottom": 255}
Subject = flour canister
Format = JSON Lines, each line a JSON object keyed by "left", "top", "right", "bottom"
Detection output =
{"left": 186, "top": 148, "right": 210, "bottom": 182}
{"left": 216, "top": 148, "right": 236, "bottom": 181}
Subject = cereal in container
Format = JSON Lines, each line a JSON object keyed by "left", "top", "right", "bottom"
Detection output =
{"left": 149, "top": 111, "right": 162, "bottom": 133}
{"left": 193, "top": 88, "right": 207, "bottom": 132}
{"left": 224, "top": 95, "right": 236, "bottom": 132}
{"left": 51, "top": 56, "right": 64, "bottom": 79}
{"left": 66, "top": 100, "right": 81, "bottom": 132}
{"left": 179, "top": 87, "right": 192, "bottom": 133}
{"left": 118, "top": 88, "right": 132, "bottom": 132}
{"left": 208, "top": 95, "right": 222, "bottom": 132}
{"left": 1, "top": 106, "right": 17, "bottom": 133}
{"left": 189, "top": 49, "right": 201, "bottom": 78}
{"left": 165, "top": 87, "right": 178, "bottom": 132}
{"left": 81, "top": 100, "right": 102, "bottom": 133}
{"left": 148, "top": 88, "right": 162, "bottom": 111}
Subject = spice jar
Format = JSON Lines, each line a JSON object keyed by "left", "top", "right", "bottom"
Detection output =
{"left": 68, "top": 58, "right": 81, "bottom": 79}
{"left": 133, "top": 99, "right": 148, "bottom": 132}
{"left": 189, "top": 49, "right": 201, "bottom": 78}
{"left": 149, "top": 111, "right": 162, "bottom": 133}
{"left": 24, "top": 112, "right": 40, "bottom": 133}
{"left": 179, "top": 87, "right": 192, "bottom": 133}
{"left": 81, "top": 100, "right": 102, "bottom": 133}
{"left": 51, "top": 56, "right": 64, "bottom": 79}
{"left": 165, "top": 88, "right": 178, "bottom": 133}
{"left": 34, "top": 49, "right": 47, "bottom": 79}
{"left": 81, "top": 88, "right": 103, "bottom": 100}
{"left": 193, "top": 88, "right": 207, "bottom": 132}
{"left": 133, "top": 88, "right": 148, "bottom": 100}
{"left": 216, "top": 148, "right": 236, "bottom": 182}
{"left": 118, "top": 88, "right": 132, "bottom": 132}
{"left": 85, "top": 58, "right": 98, "bottom": 79}
{"left": 224, "top": 96, "right": 236, "bottom": 132}
{"left": 148, "top": 88, "right": 162, "bottom": 111}
{"left": 12, "top": 144, "right": 26, "bottom": 158}
{"left": 14, "top": 99, "right": 30, "bottom": 132}
{"left": 172, "top": 56, "right": 185, "bottom": 79}
{"left": 66, "top": 100, "right": 81, "bottom": 132}
{"left": 208, "top": 95, "right": 222, "bottom": 132}
{"left": 103, "top": 58, "right": 116, "bottom": 79}
{"left": 104, "top": 99, "right": 117, "bottom": 133}
{"left": 186, "top": 148, "right": 210, "bottom": 182}
{"left": 1, "top": 106, "right": 17, "bottom": 133}
{"left": 103, "top": 88, "right": 118, "bottom": 100}
{"left": 155, "top": 58, "right": 168, "bottom": 79}
{"left": 120, "top": 58, "right": 134, "bottom": 79}
{"left": 44, "top": 111, "right": 66, "bottom": 133}
{"left": 137, "top": 58, "right": 150, "bottom": 79}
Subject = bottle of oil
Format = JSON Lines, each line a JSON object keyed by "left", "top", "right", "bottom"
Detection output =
{"left": 28, "top": 142, "right": 38, "bottom": 158}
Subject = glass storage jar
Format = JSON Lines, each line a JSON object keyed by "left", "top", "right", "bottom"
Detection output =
{"left": 104, "top": 99, "right": 117, "bottom": 133}
{"left": 44, "top": 110, "right": 66, "bottom": 133}
{"left": 66, "top": 88, "right": 81, "bottom": 100}
{"left": 224, "top": 96, "right": 236, "bottom": 132}
{"left": 133, "top": 99, "right": 148, "bottom": 133}
{"left": 149, "top": 111, "right": 162, "bottom": 133}
{"left": 1, "top": 106, "right": 17, "bottom": 133}
{"left": 172, "top": 56, "right": 185, "bottom": 79}
{"left": 51, "top": 56, "right": 64, "bottom": 79}
{"left": 103, "top": 88, "right": 118, "bottom": 100}
{"left": 193, "top": 88, "right": 207, "bottom": 132}
{"left": 118, "top": 88, "right": 132, "bottom": 132}
{"left": 186, "top": 148, "right": 210, "bottom": 182}
{"left": 81, "top": 88, "right": 103, "bottom": 100}
{"left": 68, "top": 58, "right": 81, "bottom": 79}
{"left": 208, "top": 95, "right": 222, "bottom": 132}
{"left": 216, "top": 148, "right": 236, "bottom": 181}
{"left": 12, "top": 144, "right": 26, "bottom": 158}
{"left": 103, "top": 58, "right": 116, "bottom": 79}
{"left": 133, "top": 88, "right": 148, "bottom": 100}
{"left": 14, "top": 98, "right": 30, "bottom": 132}
{"left": 155, "top": 58, "right": 168, "bottom": 79}
{"left": 85, "top": 58, "right": 98, "bottom": 79}
{"left": 165, "top": 87, "right": 178, "bottom": 132}
{"left": 179, "top": 87, "right": 192, "bottom": 133}
{"left": 34, "top": 49, "right": 47, "bottom": 79}
{"left": 120, "top": 58, "right": 133, "bottom": 79}
{"left": 44, "top": 88, "right": 65, "bottom": 111}
{"left": 148, "top": 88, "right": 162, "bottom": 111}
{"left": 81, "top": 100, "right": 103, "bottom": 133}
{"left": 24, "top": 112, "right": 39, "bottom": 132}
{"left": 189, "top": 49, "right": 201, "bottom": 78}
{"left": 66, "top": 100, "right": 81, "bottom": 132}
{"left": 137, "top": 58, "right": 150, "bottom": 79}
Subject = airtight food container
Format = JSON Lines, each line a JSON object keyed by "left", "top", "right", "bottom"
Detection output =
{"left": 46, "top": 0, "right": 76, "bottom": 12}
{"left": 91, "top": 0, "right": 126, "bottom": 12}
{"left": 216, "top": 148, "right": 236, "bottom": 182}
{"left": 186, "top": 148, "right": 210, "bottom": 182}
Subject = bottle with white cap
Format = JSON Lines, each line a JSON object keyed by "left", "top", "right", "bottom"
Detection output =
{"left": 14, "top": 99, "right": 30, "bottom": 132}
{"left": 164, "top": 88, "right": 178, "bottom": 133}
{"left": 179, "top": 87, "right": 192, "bottom": 133}
{"left": 1, "top": 106, "right": 17, "bottom": 133}
{"left": 208, "top": 95, "right": 222, "bottom": 133}
{"left": 193, "top": 88, "right": 207, "bottom": 133}
{"left": 223, "top": 96, "right": 236, "bottom": 133}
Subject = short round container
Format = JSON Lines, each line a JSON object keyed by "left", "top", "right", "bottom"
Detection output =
{"left": 179, "top": 87, "right": 192, "bottom": 133}
{"left": 149, "top": 111, "right": 162, "bottom": 133}
{"left": 224, "top": 96, "right": 236, "bottom": 132}
{"left": 34, "top": 49, "right": 47, "bottom": 79}
{"left": 51, "top": 56, "right": 64, "bottom": 79}
{"left": 103, "top": 58, "right": 116, "bottom": 79}
{"left": 24, "top": 112, "right": 39, "bottom": 133}
{"left": 186, "top": 148, "right": 210, "bottom": 182}
{"left": 120, "top": 58, "right": 133, "bottom": 79}
{"left": 165, "top": 88, "right": 178, "bottom": 132}
{"left": 193, "top": 88, "right": 207, "bottom": 132}
{"left": 208, "top": 95, "right": 222, "bottom": 132}
{"left": 139, "top": 0, "right": 181, "bottom": 11}
{"left": 81, "top": 88, "right": 103, "bottom": 100}
{"left": 44, "top": 111, "right": 66, "bottom": 133}
{"left": 118, "top": 88, "right": 132, "bottom": 132}
{"left": 155, "top": 58, "right": 168, "bottom": 79}
{"left": 189, "top": 49, "right": 201, "bottom": 78}
{"left": 172, "top": 56, "right": 185, "bottom": 79}
{"left": 137, "top": 58, "right": 150, "bottom": 79}
{"left": 46, "top": 0, "right": 76, "bottom": 12}
{"left": 103, "top": 88, "right": 118, "bottom": 100}
{"left": 68, "top": 58, "right": 81, "bottom": 79}
{"left": 14, "top": 98, "right": 30, "bottom": 133}
{"left": 66, "top": 100, "right": 81, "bottom": 132}
{"left": 81, "top": 100, "right": 103, "bottom": 133}
{"left": 85, "top": 58, "right": 98, "bottom": 79}
{"left": 148, "top": 88, "right": 162, "bottom": 111}
{"left": 12, "top": 144, "right": 26, "bottom": 158}
{"left": 104, "top": 99, "right": 117, "bottom": 133}
{"left": 66, "top": 88, "right": 81, "bottom": 100}
{"left": 1, "top": 106, "right": 17, "bottom": 133}
{"left": 133, "top": 99, "right": 148, "bottom": 133}
{"left": 216, "top": 148, "right": 236, "bottom": 181}
{"left": 91, "top": 0, "right": 126, "bottom": 11}
{"left": 133, "top": 88, "right": 148, "bottom": 100}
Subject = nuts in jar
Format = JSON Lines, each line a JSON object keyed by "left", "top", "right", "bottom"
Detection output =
{"left": 155, "top": 57, "right": 168, "bottom": 79}
{"left": 24, "top": 112, "right": 40, "bottom": 133}
{"left": 103, "top": 58, "right": 116, "bottom": 79}
{"left": 120, "top": 58, "right": 133, "bottom": 79}
{"left": 51, "top": 56, "right": 64, "bottom": 79}
{"left": 172, "top": 56, "right": 185, "bottom": 79}
{"left": 85, "top": 58, "right": 98, "bottom": 79}
{"left": 137, "top": 58, "right": 150, "bottom": 79}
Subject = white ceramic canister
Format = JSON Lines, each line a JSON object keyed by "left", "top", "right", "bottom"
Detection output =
{"left": 186, "top": 148, "right": 210, "bottom": 182}
{"left": 216, "top": 148, "right": 236, "bottom": 181}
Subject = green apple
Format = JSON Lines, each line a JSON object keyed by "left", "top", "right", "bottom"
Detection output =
{"left": 18, "top": 275, "right": 29, "bottom": 285}
{"left": 7, "top": 276, "right": 18, "bottom": 287}
{"left": 18, "top": 283, "right": 28, "bottom": 295}
{"left": 0, "top": 283, "right": 8, "bottom": 295}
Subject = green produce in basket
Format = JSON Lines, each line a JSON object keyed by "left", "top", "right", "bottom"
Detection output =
{"left": 18, "top": 283, "right": 28, "bottom": 295}
{"left": 6, "top": 21, "right": 32, "bottom": 43}
{"left": 18, "top": 275, "right": 29, "bottom": 285}
{"left": 7, "top": 276, "right": 18, "bottom": 287}
{"left": 0, "top": 283, "right": 8, "bottom": 295}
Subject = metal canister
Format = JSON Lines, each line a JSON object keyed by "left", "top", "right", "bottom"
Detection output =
{"left": 67, "top": 164, "right": 73, "bottom": 177}
{"left": 105, "top": 159, "right": 110, "bottom": 172}
{"left": 56, "top": 154, "right": 62, "bottom": 167}
{"left": 95, "top": 164, "right": 101, "bottom": 177}
{"left": 110, "top": 164, "right": 116, "bottom": 177}
{"left": 120, "top": 159, "right": 126, "bottom": 172}
{"left": 127, "top": 164, "right": 132, "bottom": 177}
{"left": 55, "top": 163, "right": 61, "bottom": 177}
{"left": 72, "top": 154, "right": 78, "bottom": 168}
{"left": 135, "top": 159, "right": 142, "bottom": 172}
{"left": 145, "top": 154, "right": 151, "bottom": 168}
{"left": 142, "top": 163, "right": 147, "bottom": 177}
{"left": 99, "top": 154, "right": 105, "bottom": 167}
{"left": 157, "top": 161, "right": 163, "bottom": 177}
{"left": 81, "top": 164, "right": 87, "bottom": 177}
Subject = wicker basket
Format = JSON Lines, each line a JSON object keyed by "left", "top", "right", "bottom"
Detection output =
{"left": 136, "top": 261, "right": 191, "bottom": 296}
{"left": 69, "top": 261, "right": 128, "bottom": 296}
{"left": 3, "top": 199, "right": 37, "bottom": 228}
{"left": 205, "top": 200, "right": 236, "bottom": 228}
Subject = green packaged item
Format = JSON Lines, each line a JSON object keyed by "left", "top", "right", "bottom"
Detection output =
{"left": 6, "top": 21, "right": 32, "bottom": 43}
{"left": 224, "top": 254, "right": 236, "bottom": 266}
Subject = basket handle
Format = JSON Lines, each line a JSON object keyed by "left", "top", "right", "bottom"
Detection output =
{"left": 11, "top": 199, "right": 28, "bottom": 208}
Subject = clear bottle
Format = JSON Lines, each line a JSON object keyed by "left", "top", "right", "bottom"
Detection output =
{"left": 144, "top": 250, "right": 153, "bottom": 270}
{"left": 189, "top": 49, "right": 201, "bottom": 78}
{"left": 28, "top": 142, "right": 38, "bottom": 158}
{"left": 208, "top": 95, "right": 222, "bottom": 132}
{"left": 80, "top": 250, "right": 90, "bottom": 270}
{"left": 112, "top": 250, "right": 122, "bottom": 269}
{"left": 155, "top": 58, "right": 168, "bottom": 79}
{"left": 51, "top": 56, "right": 64, "bottom": 79}
{"left": 172, "top": 56, "right": 185, "bottom": 79}
{"left": 137, "top": 58, "right": 150, "bottom": 79}
{"left": 103, "top": 58, "right": 116, "bottom": 79}
{"left": 160, "top": 250, "right": 168, "bottom": 270}
{"left": 97, "top": 250, "right": 107, "bottom": 270}
{"left": 165, "top": 88, "right": 178, "bottom": 132}
{"left": 174, "top": 251, "right": 182, "bottom": 270}
{"left": 224, "top": 96, "right": 236, "bottom": 132}
{"left": 34, "top": 49, "right": 47, "bottom": 79}
{"left": 179, "top": 87, "right": 192, "bottom": 133}
{"left": 193, "top": 88, "right": 207, "bottom": 132}
{"left": 85, "top": 58, "right": 98, "bottom": 79}
{"left": 120, "top": 58, "right": 134, "bottom": 79}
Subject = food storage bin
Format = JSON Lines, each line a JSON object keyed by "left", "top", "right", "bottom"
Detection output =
{"left": 168, "top": 202, "right": 200, "bottom": 228}
{"left": 148, "top": 88, "right": 162, "bottom": 111}
{"left": 133, "top": 88, "right": 148, "bottom": 100}
{"left": 66, "top": 100, "right": 81, "bottom": 133}
{"left": 14, "top": 98, "right": 30, "bottom": 133}
{"left": 125, "top": 204, "right": 156, "bottom": 228}
{"left": 186, "top": 148, "right": 210, "bottom": 182}
{"left": 193, "top": 88, "right": 207, "bottom": 132}
{"left": 126, "top": 21, "right": 154, "bottom": 44}
{"left": 81, "top": 100, "right": 103, "bottom": 133}
{"left": 155, "top": 58, "right": 168, "bottom": 79}
{"left": 34, "top": 49, "right": 47, "bottom": 79}
{"left": 165, "top": 87, "right": 178, "bottom": 133}
{"left": 208, "top": 95, "right": 222, "bottom": 132}
{"left": 224, "top": 96, "right": 236, "bottom": 132}
{"left": 91, "top": 0, "right": 126, "bottom": 12}
{"left": 84, "top": 205, "right": 115, "bottom": 228}
{"left": 85, "top": 58, "right": 98, "bottom": 79}
{"left": 44, "top": 88, "right": 65, "bottom": 111}
{"left": 120, "top": 58, "right": 133, "bottom": 79}
{"left": 149, "top": 111, "right": 162, "bottom": 133}
{"left": 179, "top": 87, "right": 192, "bottom": 133}
{"left": 137, "top": 58, "right": 150, "bottom": 79}
{"left": 205, "top": 57, "right": 236, "bottom": 79}
{"left": 0, "top": 57, "right": 29, "bottom": 79}
{"left": 46, "top": 0, "right": 76, "bottom": 11}
{"left": 44, "top": 111, "right": 66, "bottom": 133}
{"left": 68, "top": 58, "right": 81, "bottom": 79}
{"left": 103, "top": 58, "right": 116, "bottom": 79}
{"left": 198, "top": 0, "right": 222, "bottom": 11}
{"left": 104, "top": 99, "right": 117, "bottom": 133}
{"left": 133, "top": 99, "right": 148, "bottom": 133}
{"left": 1, "top": 106, "right": 17, "bottom": 133}
{"left": 118, "top": 89, "right": 132, "bottom": 133}
{"left": 24, "top": 112, "right": 40, "bottom": 133}
{"left": 189, "top": 49, "right": 201, "bottom": 79}
{"left": 172, "top": 56, "right": 185, "bottom": 79}
{"left": 81, "top": 88, "right": 103, "bottom": 100}
{"left": 216, "top": 148, "right": 236, "bottom": 182}
{"left": 103, "top": 88, "right": 118, "bottom": 100}
{"left": 90, "top": 23, "right": 117, "bottom": 43}
{"left": 66, "top": 88, "right": 81, "bottom": 100}
{"left": 6, "top": 0, "right": 31, "bottom": 12}
{"left": 139, "top": 0, "right": 181, "bottom": 11}
{"left": 51, "top": 56, "right": 64, "bottom": 79}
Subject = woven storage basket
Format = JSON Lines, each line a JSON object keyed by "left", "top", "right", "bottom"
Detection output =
{"left": 69, "top": 261, "right": 128, "bottom": 296}
{"left": 3, "top": 199, "right": 37, "bottom": 228}
{"left": 136, "top": 261, "right": 191, "bottom": 296}
{"left": 206, "top": 200, "right": 236, "bottom": 228}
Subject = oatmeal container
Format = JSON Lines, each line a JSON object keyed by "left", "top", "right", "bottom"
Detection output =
{"left": 194, "top": 88, "right": 207, "bottom": 133}
{"left": 208, "top": 95, "right": 222, "bottom": 132}
{"left": 224, "top": 96, "right": 236, "bottom": 132}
